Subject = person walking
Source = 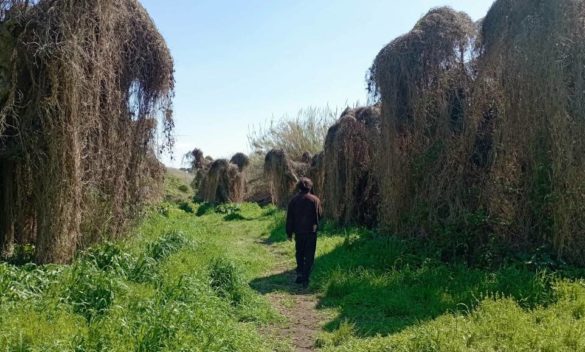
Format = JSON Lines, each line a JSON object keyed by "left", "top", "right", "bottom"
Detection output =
{"left": 286, "top": 177, "right": 323, "bottom": 289}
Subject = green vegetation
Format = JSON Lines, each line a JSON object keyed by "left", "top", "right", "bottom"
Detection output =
{"left": 1, "top": 174, "right": 585, "bottom": 351}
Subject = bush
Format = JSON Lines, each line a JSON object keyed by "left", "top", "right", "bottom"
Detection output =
{"left": 146, "top": 230, "right": 189, "bottom": 261}
{"left": 64, "top": 264, "right": 116, "bottom": 322}
{"left": 178, "top": 201, "right": 195, "bottom": 213}
{"left": 209, "top": 257, "right": 245, "bottom": 305}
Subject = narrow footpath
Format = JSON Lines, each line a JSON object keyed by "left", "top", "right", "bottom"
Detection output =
{"left": 252, "top": 239, "right": 330, "bottom": 352}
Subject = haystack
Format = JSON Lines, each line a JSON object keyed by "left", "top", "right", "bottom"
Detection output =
{"left": 264, "top": 149, "right": 310, "bottom": 208}
{"left": 308, "top": 152, "right": 325, "bottom": 199}
{"left": 473, "top": 0, "right": 585, "bottom": 263}
{"left": 369, "top": 7, "right": 478, "bottom": 245}
{"left": 0, "top": 0, "right": 174, "bottom": 263}
{"left": 197, "top": 153, "right": 249, "bottom": 204}
{"left": 322, "top": 106, "right": 381, "bottom": 227}
{"left": 187, "top": 148, "right": 213, "bottom": 190}
{"left": 370, "top": 2, "right": 585, "bottom": 265}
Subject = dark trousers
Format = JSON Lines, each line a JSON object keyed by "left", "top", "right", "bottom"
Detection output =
{"left": 295, "top": 232, "right": 317, "bottom": 282}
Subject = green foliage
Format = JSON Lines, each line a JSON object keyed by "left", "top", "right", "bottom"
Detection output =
{"left": 209, "top": 257, "right": 245, "bottom": 305}
{"left": 146, "top": 230, "right": 188, "bottom": 261}
{"left": 6, "top": 243, "right": 36, "bottom": 265}
{"left": 248, "top": 106, "right": 337, "bottom": 160}
{"left": 177, "top": 201, "right": 195, "bottom": 213}
{"left": 196, "top": 202, "right": 215, "bottom": 216}
{"left": 3, "top": 201, "right": 585, "bottom": 351}
{"left": 64, "top": 263, "right": 116, "bottom": 322}
{"left": 177, "top": 184, "right": 190, "bottom": 193}
{"left": 0, "top": 203, "right": 278, "bottom": 351}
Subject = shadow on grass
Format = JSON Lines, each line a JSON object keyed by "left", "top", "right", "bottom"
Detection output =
{"left": 249, "top": 268, "right": 314, "bottom": 297}
{"left": 251, "top": 220, "right": 571, "bottom": 338}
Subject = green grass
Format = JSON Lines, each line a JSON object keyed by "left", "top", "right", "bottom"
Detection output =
{"left": 2, "top": 173, "right": 585, "bottom": 351}
{"left": 0, "top": 200, "right": 283, "bottom": 351}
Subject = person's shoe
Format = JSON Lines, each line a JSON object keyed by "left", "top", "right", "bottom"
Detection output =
{"left": 295, "top": 275, "right": 304, "bottom": 284}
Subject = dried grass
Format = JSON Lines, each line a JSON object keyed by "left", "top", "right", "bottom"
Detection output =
{"left": 263, "top": 149, "right": 310, "bottom": 208}
{"left": 0, "top": 0, "right": 174, "bottom": 263}
{"left": 370, "top": 2, "right": 585, "bottom": 264}
{"left": 197, "top": 154, "right": 249, "bottom": 204}
{"left": 323, "top": 106, "right": 381, "bottom": 227}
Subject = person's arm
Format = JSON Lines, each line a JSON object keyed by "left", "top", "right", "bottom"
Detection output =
{"left": 286, "top": 200, "right": 294, "bottom": 240}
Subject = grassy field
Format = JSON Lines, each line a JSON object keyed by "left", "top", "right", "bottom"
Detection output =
{"left": 2, "top": 174, "right": 585, "bottom": 351}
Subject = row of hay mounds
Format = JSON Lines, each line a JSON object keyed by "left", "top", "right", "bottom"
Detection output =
{"left": 322, "top": 105, "right": 381, "bottom": 227}
{"left": 196, "top": 153, "right": 250, "bottom": 204}
{"left": 0, "top": 0, "right": 174, "bottom": 263}
{"left": 369, "top": 1, "right": 585, "bottom": 264}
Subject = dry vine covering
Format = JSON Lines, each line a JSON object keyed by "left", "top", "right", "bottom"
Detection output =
{"left": 197, "top": 153, "right": 250, "bottom": 204}
{"left": 0, "top": 0, "right": 174, "bottom": 263}
{"left": 322, "top": 105, "right": 381, "bottom": 227}
{"left": 263, "top": 149, "right": 310, "bottom": 208}
{"left": 369, "top": 1, "right": 585, "bottom": 264}
{"left": 369, "top": 7, "right": 477, "bottom": 245}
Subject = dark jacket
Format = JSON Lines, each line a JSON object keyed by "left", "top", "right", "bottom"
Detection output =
{"left": 286, "top": 191, "right": 323, "bottom": 237}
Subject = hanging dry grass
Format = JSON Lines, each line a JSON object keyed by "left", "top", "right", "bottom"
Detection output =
{"left": 263, "top": 149, "right": 310, "bottom": 208}
{"left": 323, "top": 106, "right": 381, "bottom": 227}
{"left": 187, "top": 148, "right": 213, "bottom": 190}
{"left": 370, "top": 7, "right": 476, "bottom": 233}
{"left": 197, "top": 154, "right": 249, "bottom": 204}
{"left": 370, "top": 1, "right": 585, "bottom": 265}
{"left": 0, "top": 0, "right": 174, "bottom": 263}
{"left": 308, "top": 151, "right": 324, "bottom": 199}
{"left": 369, "top": 7, "right": 480, "bottom": 257}
{"left": 473, "top": 0, "right": 585, "bottom": 263}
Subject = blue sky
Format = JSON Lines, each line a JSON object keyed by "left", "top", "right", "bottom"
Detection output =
{"left": 140, "top": 0, "right": 495, "bottom": 167}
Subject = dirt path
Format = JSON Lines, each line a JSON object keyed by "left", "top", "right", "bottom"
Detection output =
{"left": 254, "top": 240, "right": 328, "bottom": 352}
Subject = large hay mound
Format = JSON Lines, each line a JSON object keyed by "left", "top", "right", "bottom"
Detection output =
{"left": 264, "top": 149, "right": 310, "bottom": 208}
{"left": 323, "top": 106, "right": 381, "bottom": 227}
{"left": 187, "top": 148, "right": 213, "bottom": 190}
{"left": 369, "top": 7, "right": 480, "bottom": 257}
{"left": 197, "top": 154, "right": 249, "bottom": 204}
{"left": 474, "top": 0, "right": 585, "bottom": 263}
{"left": 370, "top": 2, "right": 585, "bottom": 265}
{"left": 0, "top": 0, "right": 174, "bottom": 263}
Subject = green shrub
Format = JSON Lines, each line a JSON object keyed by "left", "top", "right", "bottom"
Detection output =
{"left": 195, "top": 202, "right": 215, "bottom": 216}
{"left": 146, "top": 230, "right": 188, "bottom": 261}
{"left": 209, "top": 257, "right": 245, "bottom": 305}
{"left": 177, "top": 184, "right": 190, "bottom": 193}
{"left": 178, "top": 201, "right": 195, "bottom": 213}
{"left": 64, "top": 264, "right": 116, "bottom": 322}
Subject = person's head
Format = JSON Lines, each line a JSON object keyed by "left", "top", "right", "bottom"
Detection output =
{"left": 297, "top": 177, "right": 313, "bottom": 193}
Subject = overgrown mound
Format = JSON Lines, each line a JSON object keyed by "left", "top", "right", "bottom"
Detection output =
{"left": 263, "top": 149, "right": 310, "bottom": 208}
{"left": 0, "top": 0, "right": 174, "bottom": 263}
{"left": 370, "top": 2, "right": 585, "bottom": 265}
{"left": 187, "top": 148, "right": 213, "bottom": 190}
{"left": 323, "top": 106, "right": 381, "bottom": 227}
{"left": 197, "top": 154, "right": 249, "bottom": 204}
{"left": 475, "top": 0, "right": 585, "bottom": 263}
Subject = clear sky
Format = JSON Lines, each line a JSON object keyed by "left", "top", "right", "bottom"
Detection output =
{"left": 140, "top": 0, "right": 495, "bottom": 167}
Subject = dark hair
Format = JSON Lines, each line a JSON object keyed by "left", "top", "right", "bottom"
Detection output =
{"left": 298, "top": 177, "right": 313, "bottom": 193}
